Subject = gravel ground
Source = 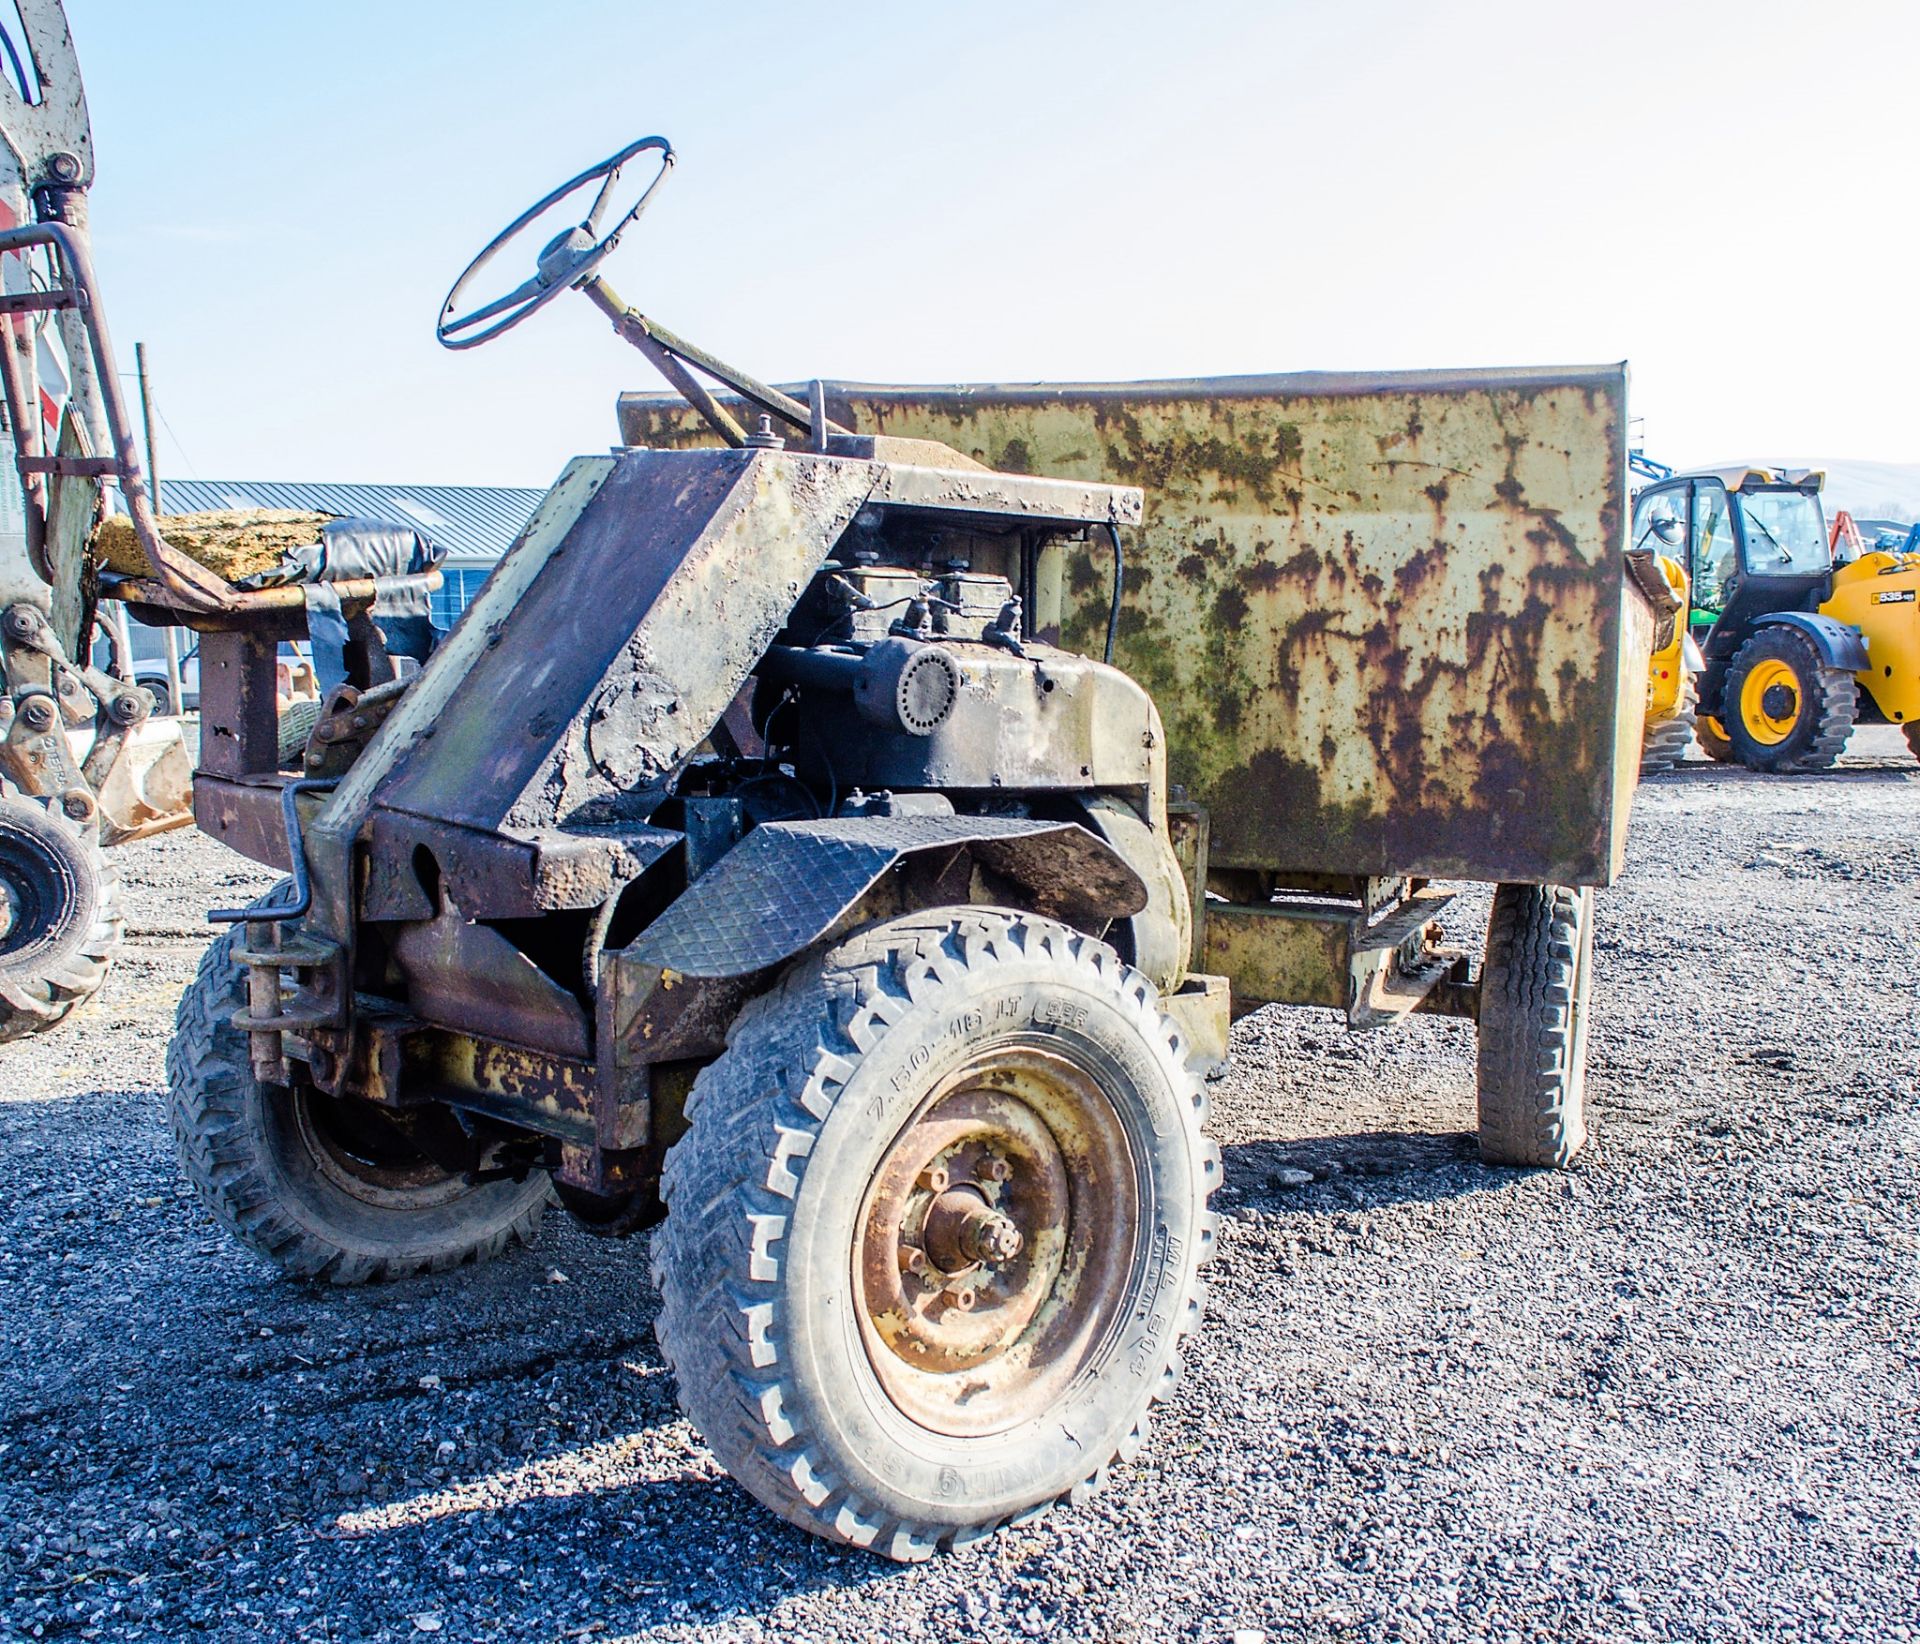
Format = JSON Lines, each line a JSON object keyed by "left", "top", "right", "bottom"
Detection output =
{"left": 3, "top": 731, "right": 1917, "bottom": 1643}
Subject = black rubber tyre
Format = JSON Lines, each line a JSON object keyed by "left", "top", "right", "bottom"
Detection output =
{"left": 1640, "top": 678, "right": 1698, "bottom": 776}
{"left": 652, "top": 907, "right": 1219, "bottom": 1562}
{"left": 1722, "top": 627, "right": 1857, "bottom": 773}
{"left": 277, "top": 697, "right": 325, "bottom": 771}
{"left": 166, "top": 910, "right": 547, "bottom": 1283}
{"left": 1696, "top": 714, "right": 1738, "bottom": 764}
{"left": 0, "top": 793, "right": 122, "bottom": 1042}
{"left": 1477, "top": 884, "right": 1593, "bottom": 1169}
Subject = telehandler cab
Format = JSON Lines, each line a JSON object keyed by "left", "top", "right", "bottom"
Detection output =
{"left": 2, "top": 4, "right": 1658, "bottom": 1559}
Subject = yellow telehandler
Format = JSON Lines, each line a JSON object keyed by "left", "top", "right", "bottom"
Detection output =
{"left": 1639, "top": 552, "right": 1699, "bottom": 774}
{"left": 1631, "top": 465, "right": 1920, "bottom": 772}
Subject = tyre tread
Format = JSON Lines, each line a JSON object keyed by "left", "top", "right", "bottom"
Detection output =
{"left": 651, "top": 907, "right": 1217, "bottom": 1561}
{"left": 1476, "top": 884, "right": 1590, "bottom": 1169}
{"left": 1639, "top": 678, "right": 1699, "bottom": 775}
{"left": 166, "top": 916, "right": 542, "bottom": 1284}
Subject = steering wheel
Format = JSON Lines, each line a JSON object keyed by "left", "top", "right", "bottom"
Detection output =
{"left": 437, "top": 135, "right": 674, "bottom": 350}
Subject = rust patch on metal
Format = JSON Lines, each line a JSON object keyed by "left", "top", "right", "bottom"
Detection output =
{"left": 620, "top": 368, "right": 1639, "bottom": 883}
{"left": 853, "top": 1047, "right": 1137, "bottom": 1440}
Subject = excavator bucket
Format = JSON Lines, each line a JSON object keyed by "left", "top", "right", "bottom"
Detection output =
{"left": 91, "top": 716, "right": 193, "bottom": 845}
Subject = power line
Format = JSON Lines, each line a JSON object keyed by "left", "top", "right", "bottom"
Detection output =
{"left": 115, "top": 369, "right": 203, "bottom": 481}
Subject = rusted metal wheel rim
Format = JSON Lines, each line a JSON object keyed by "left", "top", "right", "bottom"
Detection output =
{"left": 855, "top": 1044, "right": 1139, "bottom": 1438}
{"left": 289, "top": 1090, "right": 471, "bottom": 1210}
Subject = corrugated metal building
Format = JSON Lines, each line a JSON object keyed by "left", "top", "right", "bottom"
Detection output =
{"left": 153, "top": 480, "right": 544, "bottom": 627}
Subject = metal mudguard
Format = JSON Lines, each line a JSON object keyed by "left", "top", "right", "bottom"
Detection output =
{"left": 1752, "top": 610, "right": 1871, "bottom": 673}
{"left": 621, "top": 815, "right": 1146, "bottom": 979}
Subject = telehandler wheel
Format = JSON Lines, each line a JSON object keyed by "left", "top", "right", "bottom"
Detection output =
{"left": 1723, "top": 627, "right": 1857, "bottom": 773}
{"left": 652, "top": 908, "right": 1219, "bottom": 1562}
{"left": 0, "top": 793, "right": 122, "bottom": 1042}
{"left": 167, "top": 908, "right": 547, "bottom": 1284}
{"left": 1696, "top": 715, "right": 1738, "bottom": 764}
{"left": 1476, "top": 883, "right": 1593, "bottom": 1169}
{"left": 1640, "top": 679, "right": 1699, "bottom": 776}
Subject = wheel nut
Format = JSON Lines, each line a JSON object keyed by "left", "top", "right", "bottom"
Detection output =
{"left": 966, "top": 1213, "right": 1022, "bottom": 1263}
{"left": 980, "top": 1154, "right": 1012, "bottom": 1183}
{"left": 923, "top": 1186, "right": 1024, "bottom": 1269}
{"left": 949, "top": 1287, "right": 977, "bottom": 1312}
{"left": 900, "top": 1246, "right": 930, "bottom": 1276}
{"left": 920, "top": 1164, "right": 949, "bottom": 1193}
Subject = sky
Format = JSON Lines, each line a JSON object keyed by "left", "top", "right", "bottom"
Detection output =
{"left": 48, "top": 0, "right": 1920, "bottom": 493}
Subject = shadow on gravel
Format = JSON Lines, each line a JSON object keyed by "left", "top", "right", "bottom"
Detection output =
{"left": 1648, "top": 760, "right": 1916, "bottom": 785}
{"left": 0, "top": 1068, "right": 917, "bottom": 1638}
{"left": 1220, "top": 1128, "right": 1517, "bottom": 1216}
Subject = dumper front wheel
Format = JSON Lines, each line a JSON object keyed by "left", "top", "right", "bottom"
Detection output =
{"left": 0, "top": 794, "right": 121, "bottom": 1042}
{"left": 1476, "top": 883, "right": 1593, "bottom": 1169}
{"left": 652, "top": 908, "right": 1219, "bottom": 1561}
{"left": 167, "top": 916, "right": 548, "bottom": 1283}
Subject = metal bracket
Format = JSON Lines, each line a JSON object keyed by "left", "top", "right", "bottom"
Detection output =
{"left": 210, "top": 779, "right": 344, "bottom": 1087}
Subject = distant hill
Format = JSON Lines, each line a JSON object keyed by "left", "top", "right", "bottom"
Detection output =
{"left": 1694, "top": 458, "right": 1920, "bottom": 525}
{"left": 1797, "top": 459, "right": 1920, "bottom": 524}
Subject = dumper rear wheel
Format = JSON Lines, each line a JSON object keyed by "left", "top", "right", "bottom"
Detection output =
{"left": 1476, "top": 883, "right": 1592, "bottom": 1169}
{"left": 652, "top": 907, "right": 1219, "bottom": 1561}
{"left": 167, "top": 912, "right": 548, "bottom": 1283}
{"left": 0, "top": 793, "right": 121, "bottom": 1042}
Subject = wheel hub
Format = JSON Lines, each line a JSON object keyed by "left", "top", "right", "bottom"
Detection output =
{"left": 0, "top": 819, "right": 73, "bottom": 962}
{"left": 290, "top": 1089, "right": 472, "bottom": 1210}
{"left": 921, "top": 1183, "right": 1024, "bottom": 1269}
{"left": 1739, "top": 657, "right": 1804, "bottom": 745}
{"left": 855, "top": 1047, "right": 1139, "bottom": 1438}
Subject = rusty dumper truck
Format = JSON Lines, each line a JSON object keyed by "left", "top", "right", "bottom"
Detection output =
{"left": 0, "top": 44, "right": 1653, "bottom": 1556}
